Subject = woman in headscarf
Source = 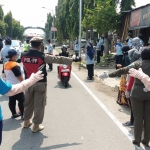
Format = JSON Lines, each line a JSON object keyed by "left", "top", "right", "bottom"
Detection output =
{"left": 85, "top": 42, "right": 95, "bottom": 80}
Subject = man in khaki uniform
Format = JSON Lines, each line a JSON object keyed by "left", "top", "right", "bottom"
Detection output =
{"left": 21, "top": 37, "right": 73, "bottom": 133}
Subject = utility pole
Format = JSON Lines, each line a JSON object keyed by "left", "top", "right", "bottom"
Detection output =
{"left": 78, "top": 0, "right": 82, "bottom": 69}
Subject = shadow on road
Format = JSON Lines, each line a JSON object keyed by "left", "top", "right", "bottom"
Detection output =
{"left": 11, "top": 129, "right": 82, "bottom": 150}
{"left": 0, "top": 95, "right": 9, "bottom": 102}
{"left": 3, "top": 118, "right": 22, "bottom": 131}
{"left": 54, "top": 81, "right": 72, "bottom": 89}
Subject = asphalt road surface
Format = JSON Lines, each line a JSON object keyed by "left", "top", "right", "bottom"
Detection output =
{"left": 0, "top": 62, "right": 142, "bottom": 150}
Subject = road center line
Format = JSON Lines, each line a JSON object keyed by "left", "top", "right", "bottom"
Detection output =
{"left": 72, "top": 71, "right": 134, "bottom": 142}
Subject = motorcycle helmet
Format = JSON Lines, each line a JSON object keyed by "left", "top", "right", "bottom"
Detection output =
{"left": 61, "top": 45, "right": 67, "bottom": 51}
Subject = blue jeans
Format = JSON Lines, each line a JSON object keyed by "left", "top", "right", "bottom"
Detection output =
{"left": 0, "top": 120, "right": 2, "bottom": 145}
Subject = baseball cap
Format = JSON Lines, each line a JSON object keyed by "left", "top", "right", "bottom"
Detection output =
{"left": 6, "top": 49, "right": 17, "bottom": 58}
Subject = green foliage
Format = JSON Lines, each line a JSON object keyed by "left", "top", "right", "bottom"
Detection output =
{"left": 120, "top": 0, "right": 135, "bottom": 11}
{"left": 0, "top": 6, "right": 4, "bottom": 20}
{"left": 0, "top": 20, "right": 6, "bottom": 36}
{"left": 4, "top": 11, "right": 13, "bottom": 37}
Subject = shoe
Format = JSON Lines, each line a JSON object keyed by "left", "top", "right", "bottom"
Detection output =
{"left": 23, "top": 120, "right": 32, "bottom": 128}
{"left": 141, "top": 139, "right": 149, "bottom": 147}
{"left": 122, "top": 121, "right": 134, "bottom": 128}
{"left": 87, "top": 77, "right": 93, "bottom": 80}
{"left": 11, "top": 114, "right": 20, "bottom": 119}
{"left": 132, "top": 140, "right": 140, "bottom": 146}
{"left": 32, "top": 125, "right": 44, "bottom": 133}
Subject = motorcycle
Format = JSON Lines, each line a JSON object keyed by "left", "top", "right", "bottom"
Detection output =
{"left": 57, "top": 64, "right": 71, "bottom": 88}
{"left": 56, "top": 54, "right": 72, "bottom": 88}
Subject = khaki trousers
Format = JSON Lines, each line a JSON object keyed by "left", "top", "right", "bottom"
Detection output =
{"left": 131, "top": 97, "right": 150, "bottom": 145}
{"left": 24, "top": 82, "right": 47, "bottom": 124}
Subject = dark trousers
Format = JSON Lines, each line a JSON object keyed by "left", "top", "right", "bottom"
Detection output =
{"left": 48, "top": 64, "right": 53, "bottom": 70}
{"left": 115, "top": 55, "right": 123, "bottom": 69}
{"left": 0, "top": 120, "right": 2, "bottom": 145}
{"left": 131, "top": 98, "right": 150, "bottom": 145}
{"left": 97, "top": 51, "right": 101, "bottom": 63}
{"left": 9, "top": 92, "right": 24, "bottom": 116}
{"left": 128, "top": 98, "right": 134, "bottom": 124}
{"left": 86, "top": 64, "right": 94, "bottom": 79}
{"left": 75, "top": 52, "right": 79, "bottom": 58}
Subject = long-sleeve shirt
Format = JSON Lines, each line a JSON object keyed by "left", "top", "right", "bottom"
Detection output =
{"left": 126, "top": 76, "right": 134, "bottom": 91}
{"left": 108, "top": 60, "right": 150, "bottom": 100}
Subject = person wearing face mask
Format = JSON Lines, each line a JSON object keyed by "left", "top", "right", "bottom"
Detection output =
{"left": 4, "top": 49, "right": 25, "bottom": 119}
{"left": 114, "top": 39, "right": 124, "bottom": 69}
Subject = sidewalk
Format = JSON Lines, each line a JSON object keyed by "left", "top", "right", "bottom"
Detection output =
{"left": 80, "top": 62, "right": 120, "bottom": 90}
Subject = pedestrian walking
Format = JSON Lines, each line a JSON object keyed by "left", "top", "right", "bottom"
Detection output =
{"left": 99, "top": 47, "right": 150, "bottom": 148}
{"left": 4, "top": 49, "right": 25, "bottom": 119}
{"left": 85, "top": 42, "right": 95, "bottom": 80}
{"left": 0, "top": 70, "right": 44, "bottom": 145}
{"left": 47, "top": 39, "right": 53, "bottom": 71}
{"left": 21, "top": 37, "right": 73, "bottom": 133}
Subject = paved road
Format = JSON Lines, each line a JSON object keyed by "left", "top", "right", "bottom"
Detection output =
{"left": 0, "top": 62, "right": 138, "bottom": 150}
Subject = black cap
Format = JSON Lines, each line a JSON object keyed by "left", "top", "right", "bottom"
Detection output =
{"left": 6, "top": 49, "right": 17, "bottom": 58}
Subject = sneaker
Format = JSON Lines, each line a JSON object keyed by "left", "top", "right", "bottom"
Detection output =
{"left": 23, "top": 120, "right": 32, "bottom": 128}
{"left": 32, "top": 125, "right": 44, "bottom": 133}
{"left": 122, "top": 121, "right": 134, "bottom": 128}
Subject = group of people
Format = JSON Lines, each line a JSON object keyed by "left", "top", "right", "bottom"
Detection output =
{"left": 0, "top": 36, "right": 73, "bottom": 145}
{"left": 99, "top": 32, "right": 150, "bottom": 148}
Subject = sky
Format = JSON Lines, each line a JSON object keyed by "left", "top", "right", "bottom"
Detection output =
{"left": 0, "top": 0, "right": 58, "bottom": 28}
{"left": 0, "top": 0, "right": 149, "bottom": 28}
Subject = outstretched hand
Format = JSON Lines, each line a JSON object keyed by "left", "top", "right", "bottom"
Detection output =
{"left": 128, "top": 68, "right": 144, "bottom": 80}
{"left": 99, "top": 72, "right": 109, "bottom": 79}
{"left": 29, "top": 71, "right": 44, "bottom": 82}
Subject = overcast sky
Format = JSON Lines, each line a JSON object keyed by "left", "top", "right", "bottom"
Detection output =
{"left": 0, "top": 0, "right": 58, "bottom": 28}
{"left": 0, "top": 0, "right": 149, "bottom": 28}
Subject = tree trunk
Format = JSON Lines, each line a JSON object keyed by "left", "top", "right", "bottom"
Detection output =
{"left": 86, "top": 25, "right": 88, "bottom": 40}
{"left": 104, "top": 32, "right": 109, "bottom": 55}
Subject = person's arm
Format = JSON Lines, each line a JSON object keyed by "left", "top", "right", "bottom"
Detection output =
{"left": 126, "top": 76, "right": 134, "bottom": 91}
{"left": 5, "top": 71, "right": 43, "bottom": 96}
{"left": 99, "top": 62, "right": 140, "bottom": 79}
{"left": 44, "top": 54, "right": 73, "bottom": 66}
{"left": 129, "top": 68, "right": 150, "bottom": 91}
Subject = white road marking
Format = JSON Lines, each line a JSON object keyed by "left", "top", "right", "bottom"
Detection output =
{"left": 72, "top": 72, "right": 134, "bottom": 141}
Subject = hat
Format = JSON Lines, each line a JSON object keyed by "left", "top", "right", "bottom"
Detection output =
{"left": 6, "top": 49, "right": 17, "bottom": 58}
{"left": 29, "top": 37, "right": 43, "bottom": 43}
{"left": 5, "top": 37, "right": 11, "bottom": 44}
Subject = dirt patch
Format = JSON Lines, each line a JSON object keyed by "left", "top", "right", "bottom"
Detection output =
{"left": 94, "top": 78, "right": 118, "bottom": 100}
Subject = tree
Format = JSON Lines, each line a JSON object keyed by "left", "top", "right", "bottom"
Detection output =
{"left": 12, "top": 19, "right": 24, "bottom": 40}
{"left": 4, "top": 11, "right": 13, "bottom": 37}
{"left": 120, "top": 0, "right": 135, "bottom": 11}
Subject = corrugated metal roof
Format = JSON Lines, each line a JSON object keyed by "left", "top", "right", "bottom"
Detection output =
{"left": 122, "top": 3, "right": 150, "bottom": 13}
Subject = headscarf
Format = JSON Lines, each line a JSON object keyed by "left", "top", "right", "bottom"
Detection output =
{"left": 86, "top": 42, "right": 95, "bottom": 60}
{"left": 128, "top": 49, "right": 141, "bottom": 63}
{"left": 132, "top": 37, "right": 142, "bottom": 50}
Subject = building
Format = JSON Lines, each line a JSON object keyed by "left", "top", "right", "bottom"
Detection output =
{"left": 122, "top": 3, "right": 150, "bottom": 45}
